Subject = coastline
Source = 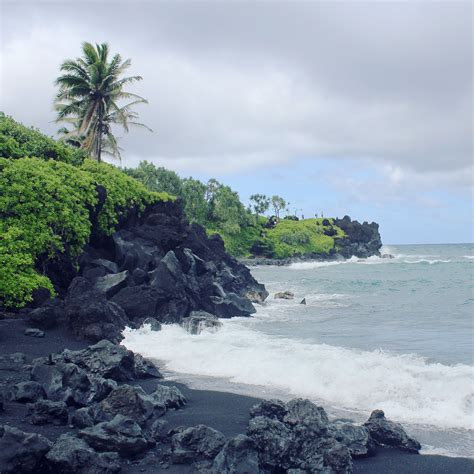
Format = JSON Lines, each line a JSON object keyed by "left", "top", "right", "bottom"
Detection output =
{"left": 239, "top": 251, "right": 389, "bottom": 267}
{"left": 1, "top": 316, "right": 473, "bottom": 473}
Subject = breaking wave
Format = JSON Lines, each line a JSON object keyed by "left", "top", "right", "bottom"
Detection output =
{"left": 122, "top": 322, "right": 474, "bottom": 431}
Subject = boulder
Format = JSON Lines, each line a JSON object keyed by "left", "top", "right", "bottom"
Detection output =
{"left": 89, "top": 258, "right": 119, "bottom": 274}
{"left": 248, "top": 400, "right": 352, "bottom": 473}
{"left": 64, "top": 277, "right": 129, "bottom": 343}
{"left": 283, "top": 399, "right": 329, "bottom": 433}
{"left": 148, "top": 419, "right": 171, "bottom": 442}
{"left": 210, "top": 292, "right": 256, "bottom": 318}
{"left": 212, "top": 434, "right": 261, "bottom": 474}
{"left": 142, "top": 317, "right": 162, "bottom": 331}
{"left": 31, "top": 360, "right": 116, "bottom": 406}
{"left": 26, "top": 400, "right": 68, "bottom": 426}
{"left": 24, "top": 328, "right": 45, "bottom": 338}
{"left": 71, "top": 407, "right": 95, "bottom": 429}
{"left": 0, "top": 425, "right": 52, "bottom": 473}
{"left": 274, "top": 291, "right": 295, "bottom": 300}
{"left": 28, "top": 304, "right": 59, "bottom": 329}
{"left": 247, "top": 416, "right": 293, "bottom": 470}
{"left": 79, "top": 415, "right": 150, "bottom": 456}
{"left": 363, "top": 410, "right": 421, "bottom": 453}
{"left": 171, "top": 425, "right": 226, "bottom": 464}
{"left": 249, "top": 399, "right": 288, "bottom": 421}
{"left": 133, "top": 353, "right": 162, "bottom": 379}
{"left": 93, "top": 271, "right": 129, "bottom": 299}
{"left": 181, "top": 311, "right": 222, "bottom": 335}
{"left": 60, "top": 340, "right": 136, "bottom": 382}
{"left": 111, "top": 285, "right": 162, "bottom": 321}
{"left": 7, "top": 381, "right": 45, "bottom": 403}
{"left": 92, "top": 384, "right": 166, "bottom": 427}
{"left": 46, "top": 433, "right": 121, "bottom": 473}
{"left": 150, "top": 384, "right": 186, "bottom": 409}
{"left": 328, "top": 422, "right": 376, "bottom": 458}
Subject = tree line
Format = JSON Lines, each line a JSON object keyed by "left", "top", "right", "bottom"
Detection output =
{"left": 123, "top": 161, "right": 289, "bottom": 235}
{"left": 51, "top": 41, "right": 293, "bottom": 234}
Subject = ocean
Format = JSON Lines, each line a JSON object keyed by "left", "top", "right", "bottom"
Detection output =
{"left": 123, "top": 243, "right": 474, "bottom": 458}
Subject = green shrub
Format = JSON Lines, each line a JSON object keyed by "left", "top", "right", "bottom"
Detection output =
{"left": 81, "top": 160, "right": 171, "bottom": 235}
{"left": 0, "top": 113, "right": 87, "bottom": 165}
{"left": 265, "top": 218, "right": 344, "bottom": 259}
{"left": 0, "top": 157, "right": 172, "bottom": 308}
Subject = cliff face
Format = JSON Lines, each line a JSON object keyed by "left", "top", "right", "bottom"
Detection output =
{"left": 29, "top": 199, "right": 268, "bottom": 342}
{"left": 333, "top": 216, "right": 382, "bottom": 258}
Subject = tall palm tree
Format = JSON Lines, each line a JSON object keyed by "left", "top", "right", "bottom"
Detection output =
{"left": 54, "top": 42, "right": 150, "bottom": 162}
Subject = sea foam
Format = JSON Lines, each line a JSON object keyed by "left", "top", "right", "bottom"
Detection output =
{"left": 122, "top": 321, "right": 474, "bottom": 431}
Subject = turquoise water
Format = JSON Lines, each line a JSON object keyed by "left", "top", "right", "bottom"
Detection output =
{"left": 251, "top": 244, "right": 474, "bottom": 366}
{"left": 123, "top": 244, "right": 474, "bottom": 457}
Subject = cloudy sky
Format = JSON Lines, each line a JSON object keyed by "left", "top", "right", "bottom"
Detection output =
{"left": 1, "top": 0, "right": 472, "bottom": 243}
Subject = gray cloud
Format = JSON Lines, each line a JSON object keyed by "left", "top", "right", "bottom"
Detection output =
{"left": 1, "top": 1, "right": 472, "bottom": 186}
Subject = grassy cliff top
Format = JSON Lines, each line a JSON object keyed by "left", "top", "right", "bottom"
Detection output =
{"left": 213, "top": 217, "right": 346, "bottom": 259}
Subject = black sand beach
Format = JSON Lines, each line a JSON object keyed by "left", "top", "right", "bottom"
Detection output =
{"left": 1, "top": 316, "right": 473, "bottom": 473}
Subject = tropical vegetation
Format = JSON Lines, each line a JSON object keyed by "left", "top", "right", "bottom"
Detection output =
{"left": 0, "top": 115, "right": 170, "bottom": 308}
{"left": 54, "top": 42, "right": 150, "bottom": 161}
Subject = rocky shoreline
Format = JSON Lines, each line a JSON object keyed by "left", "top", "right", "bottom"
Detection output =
{"left": 1, "top": 199, "right": 472, "bottom": 472}
{"left": 2, "top": 317, "right": 474, "bottom": 473}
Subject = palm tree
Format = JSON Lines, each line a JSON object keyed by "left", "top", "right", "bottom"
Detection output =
{"left": 54, "top": 42, "right": 150, "bottom": 162}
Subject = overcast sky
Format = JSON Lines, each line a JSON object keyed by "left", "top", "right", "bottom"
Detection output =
{"left": 1, "top": 0, "right": 472, "bottom": 243}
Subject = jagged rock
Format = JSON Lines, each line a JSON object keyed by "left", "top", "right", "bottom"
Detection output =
{"left": 0, "top": 425, "right": 52, "bottom": 473}
{"left": 150, "top": 384, "right": 186, "bottom": 409}
{"left": 26, "top": 400, "right": 68, "bottom": 426}
{"left": 148, "top": 419, "right": 171, "bottom": 442}
{"left": 79, "top": 415, "right": 150, "bottom": 456}
{"left": 333, "top": 216, "right": 382, "bottom": 259}
{"left": 93, "top": 271, "right": 129, "bottom": 299}
{"left": 212, "top": 434, "right": 261, "bottom": 474}
{"left": 249, "top": 399, "right": 288, "bottom": 421}
{"left": 24, "top": 328, "right": 45, "bottom": 338}
{"left": 142, "top": 317, "right": 162, "bottom": 331}
{"left": 60, "top": 340, "right": 136, "bottom": 382}
{"left": 30, "top": 359, "right": 116, "bottom": 406}
{"left": 90, "top": 258, "right": 119, "bottom": 275}
{"left": 283, "top": 399, "right": 329, "bottom": 432}
{"left": 28, "top": 303, "right": 59, "bottom": 329}
{"left": 133, "top": 353, "right": 162, "bottom": 379}
{"left": 247, "top": 416, "right": 293, "bottom": 470}
{"left": 182, "top": 311, "right": 222, "bottom": 335}
{"left": 171, "top": 425, "right": 226, "bottom": 464}
{"left": 7, "top": 381, "right": 45, "bottom": 403}
{"left": 64, "top": 277, "right": 129, "bottom": 343}
{"left": 111, "top": 285, "right": 162, "bottom": 321}
{"left": 248, "top": 400, "right": 352, "bottom": 473}
{"left": 210, "top": 292, "right": 256, "bottom": 318}
{"left": 363, "top": 409, "right": 421, "bottom": 453}
{"left": 92, "top": 384, "right": 166, "bottom": 426}
{"left": 328, "top": 422, "right": 376, "bottom": 458}
{"left": 274, "top": 291, "right": 295, "bottom": 300}
{"left": 71, "top": 407, "right": 95, "bottom": 428}
{"left": 46, "top": 433, "right": 121, "bottom": 473}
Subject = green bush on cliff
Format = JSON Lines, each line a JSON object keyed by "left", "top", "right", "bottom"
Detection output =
{"left": 80, "top": 160, "right": 170, "bottom": 235}
{"left": 0, "top": 113, "right": 87, "bottom": 165}
{"left": 0, "top": 117, "right": 173, "bottom": 308}
{"left": 265, "top": 218, "right": 345, "bottom": 259}
{"left": 0, "top": 157, "right": 97, "bottom": 307}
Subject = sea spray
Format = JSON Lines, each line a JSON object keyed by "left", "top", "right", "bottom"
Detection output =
{"left": 122, "top": 322, "right": 474, "bottom": 431}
